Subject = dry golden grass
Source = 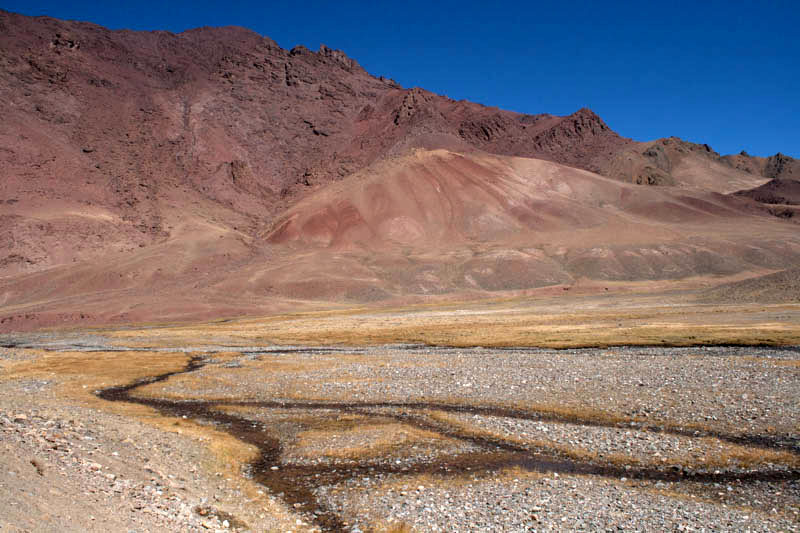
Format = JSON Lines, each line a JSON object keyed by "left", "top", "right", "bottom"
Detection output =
{"left": 496, "top": 400, "right": 630, "bottom": 426}
{"left": 4, "top": 294, "right": 798, "bottom": 531}
{"left": 680, "top": 437, "right": 800, "bottom": 469}
{"left": 131, "top": 351, "right": 370, "bottom": 400}
{"left": 424, "top": 396, "right": 799, "bottom": 465}
{"left": 192, "top": 378, "right": 800, "bottom": 471}
{"left": 366, "top": 520, "right": 415, "bottom": 532}
{"left": 770, "top": 359, "right": 800, "bottom": 369}
{"left": 375, "top": 464, "right": 550, "bottom": 498}
{"left": 425, "top": 410, "right": 641, "bottom": 467}
{"left": 1, "top": 349, "right": 188, "bottom": 409}
{"left": 105, "top": 296, "right": 800, "bottom": 349}
{"left": 215, "top": 406, "right": 463, "bottom": 462}
{"left": 0, "top": 349, "right": 262, "bottom": 469}
{"left": 294, "top": 422, "right": 456, "bottom": 461}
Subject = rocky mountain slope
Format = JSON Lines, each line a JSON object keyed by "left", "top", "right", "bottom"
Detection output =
{"left": 724, "top": 151, "right": 800, "bottom": 181}
{"left": 602, "top": 137, "right": 798, "bottom": 191}
{"left": 1, "top": 10, "right": 798, "bottom": 330}
{"left": 0, "top": 10, "right": 630, "bottom": 275}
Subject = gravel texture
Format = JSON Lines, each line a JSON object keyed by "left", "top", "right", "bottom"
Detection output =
{"left": 446, "top": 412, "right": 784, "bottom": 468}
{"left": 157, "top": 345, "right": 800, "bottom": 437}
{"left": 147, "top": 343, "right": 800, "bottom": 531}
{"left": 2, "top": 340, "right": 799, "bottom": 532}
{"left": 320, "top": 473, "right": 797, "bottom": 532}
{"left": 0, "top": 358, "right": 299, "bottom": 532}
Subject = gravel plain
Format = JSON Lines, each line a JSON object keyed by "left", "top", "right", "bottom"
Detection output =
{"left": 1, "top": 337, "right": 799, "bottom": 532}
{"left": 321, "top": 473, "right": 795, "bottom": 532}
{"left": 0, "top": 382, "right": 252, "bottom": 532}
{"left": 0, "top": 345, "right": 303, "bottom": 533}
{"left": 148, "top": 343, "right": 800, "bottom": 531}
{"left": 156, "top": 344, "right": 800, "bottom": 437}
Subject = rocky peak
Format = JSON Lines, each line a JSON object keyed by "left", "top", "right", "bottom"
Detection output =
{"left": 531, "top": 107, "right": 614, "bottom": 153}
{"left": 722, "top": 150, "right": 799, "bottom": 182}
{"left": 765, "top": 152, "right": 798, "bottom": 180}
{"left": 563, "top": 107, "right": 610, "bottom": 135}
{"left": 572, "top": 107, "right": 603, "bottom": 120}
{"left": 393, "top": 87, "right": 438, "bottom": 126}
{"left": 289, "top": 44, "right": 312, "bottom": 56}
{"left": 318, "top": 44, "right": 362, "bottom": 72}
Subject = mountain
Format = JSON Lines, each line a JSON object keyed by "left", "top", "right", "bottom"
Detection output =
{"left": 724, "top": 151, "right": 800, "bottom": 181}
{"left": 1, "top": 10, "right": 798, "bottom": 331}
{"left": 601, "top": 138, "right": 798, "bottom": 192}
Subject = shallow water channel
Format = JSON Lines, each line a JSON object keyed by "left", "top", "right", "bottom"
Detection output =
{"left": 77, "top": 344, "right": 800, "bottom": 532}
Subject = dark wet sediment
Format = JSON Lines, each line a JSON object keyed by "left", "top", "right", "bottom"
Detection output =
{"left": 96, "top": 353, "right": 800, "bottom": 532}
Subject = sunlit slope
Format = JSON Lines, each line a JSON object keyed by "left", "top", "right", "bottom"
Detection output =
{"left": 2, "top": 148, "right": 799, "bottom": 330}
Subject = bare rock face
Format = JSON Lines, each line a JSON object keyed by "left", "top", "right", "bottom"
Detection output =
{"left": 764, "top": 153, "right": 799, "bottom": 180}
{"left": 600, "top": 137, "right": 783, "bottom": 192}
{"left": 455, "top": 108, "right": 629, "bottom": 173}
{"left": 723, "top": 151, "right": 800, "bottom": 181}
{"left": 527, "top": 108, "right": 613, "bottom": 158}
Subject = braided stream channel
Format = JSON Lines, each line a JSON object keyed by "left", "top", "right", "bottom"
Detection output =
{"left": 94, "top": 351, "right": 800, "bottom": 532}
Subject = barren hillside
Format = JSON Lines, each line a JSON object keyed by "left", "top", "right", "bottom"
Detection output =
{"left": 1, "top": 10, "right": 798, "bottom": 331}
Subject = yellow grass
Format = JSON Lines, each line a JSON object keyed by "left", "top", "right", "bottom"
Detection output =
{"left": 3, "top": 295, "right": 799, "bottom": 531}
{"left": 105, "top": 298, "right": 800, "bottom": 349}
{"left": 426, "top": 409, "right": 800, "bottom": 470}
{"left": 683, "top": 437, "right": 800, "bottom": 469}
{"left": 771, "top": 359, "right": 800, "bottom": 368}
{"left": 367, "top": 520, "right": 415, "bottom": 533}
{"left": 294, "top": 422, "right": 456, "bottom": 461}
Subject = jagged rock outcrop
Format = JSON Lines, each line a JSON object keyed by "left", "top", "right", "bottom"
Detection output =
{"left": 723, "top": 151, "right": 799, "bottom": 181}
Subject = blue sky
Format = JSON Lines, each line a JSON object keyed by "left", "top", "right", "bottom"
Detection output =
{"left": 3, "top": 0, "right": 798, "bottom": 157}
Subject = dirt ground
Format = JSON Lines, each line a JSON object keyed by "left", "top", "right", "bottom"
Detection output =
{"left": 1, "top": 295, "right": 799, "bottom": 531}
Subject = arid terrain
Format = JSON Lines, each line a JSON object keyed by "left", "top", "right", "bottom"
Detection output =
{"left": 1, "top": 295, "right": 800, "bottom": 532}
{"left": 1, "top": 10, "right": 799, "bottom": 331}
{"left": 1, "top": 8, "right": 800, "bottom": 532}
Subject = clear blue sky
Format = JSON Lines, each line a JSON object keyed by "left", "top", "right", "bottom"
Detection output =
{"left": 3, "top": 0, "right": 798, "bottom": 157}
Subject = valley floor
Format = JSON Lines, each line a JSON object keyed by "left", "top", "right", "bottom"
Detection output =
{"left": 1, "top": 299, "right": 799, "bottom": 532}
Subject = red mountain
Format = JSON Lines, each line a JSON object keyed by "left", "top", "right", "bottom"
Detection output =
{"left": 1, "top": 10, "right": 798, "bottom": 330}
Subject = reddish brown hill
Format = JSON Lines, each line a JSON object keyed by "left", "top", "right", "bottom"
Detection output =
{"left": 732, "top": 178, "right": 800, "bottom": 221}
{"left": 4, "top": 148, "right": 799, "bottom": 331}
{"left": 602, "top": 139, "right": 798, "bottom": 194}
{"left": 724, "top": 152, "right": 800, "bottom": 181}
{"left": 734, "top": 179, "right": 800, "bottom": 206}
{"left": 700, "top": 268, "right": 800, "bottom": 304}
{"left": 0, "top": 9, "right": 630, "bottom": 279}
{"left": 601, "top": 138, "right": 773, "bottom": 193}
{"left": 1, "top": 10, "right": 799, "bottom": 331}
